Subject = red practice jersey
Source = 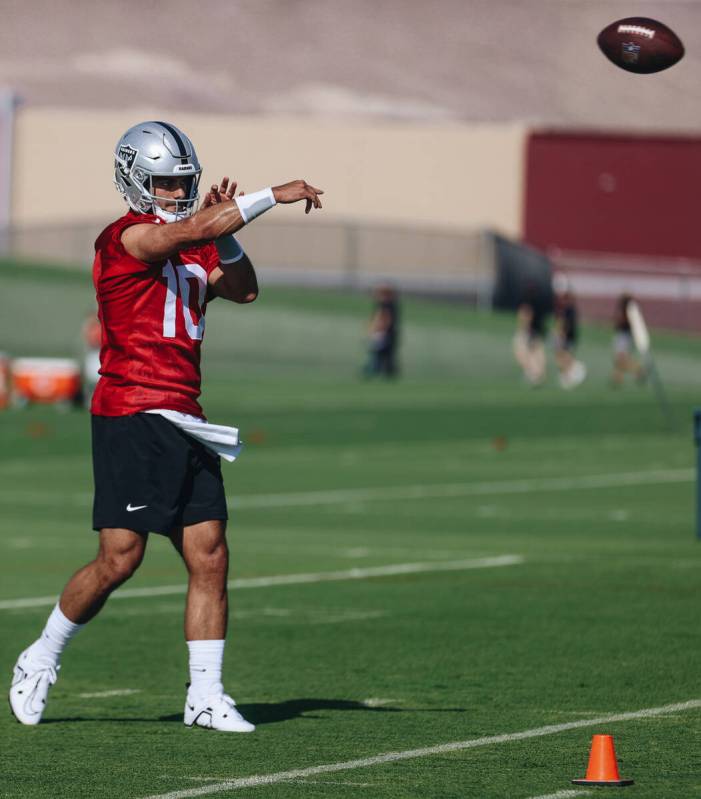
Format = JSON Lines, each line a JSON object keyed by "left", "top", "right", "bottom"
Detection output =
{"left": 91, "top": 211, "right": 220, "bottom": 418}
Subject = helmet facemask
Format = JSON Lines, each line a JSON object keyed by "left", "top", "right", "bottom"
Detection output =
{"left": 143, "top": 172, "right": 201, "bottom": 223}
{"left": 116, "top": 165, "right": 201, "bottom": 224}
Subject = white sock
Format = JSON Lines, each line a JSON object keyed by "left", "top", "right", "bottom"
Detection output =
{"left": 27, "top": 603, "right": 84, "bottom": 668}
{"left": 187, "top": 639, "right": 225, "bottom": 698}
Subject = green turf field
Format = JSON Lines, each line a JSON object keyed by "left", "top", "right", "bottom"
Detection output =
{"left": 1, "top": 262, "right": 701, "bottom": 798}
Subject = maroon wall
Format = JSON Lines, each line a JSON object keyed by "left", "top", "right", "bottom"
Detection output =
{"left": 524, "top": 132, "right": 701, "bottom": 259}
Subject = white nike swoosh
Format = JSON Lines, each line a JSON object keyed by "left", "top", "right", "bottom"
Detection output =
{"left": 126, "top": 504, "right": 148, "bottom": 512}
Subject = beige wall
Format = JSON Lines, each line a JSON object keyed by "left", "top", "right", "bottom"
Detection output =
{"left": 13, "top": 108, "right": 526, "bottom": 236}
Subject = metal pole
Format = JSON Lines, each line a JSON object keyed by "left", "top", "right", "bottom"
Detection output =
{"left": 645, "top": 354, "right": 675, "bottom": 431}
{"left": 694, "top": 410, "right": 701, "bottom": 539}
{"left": 0, "top": 89, "right": 18, "bottom": 256}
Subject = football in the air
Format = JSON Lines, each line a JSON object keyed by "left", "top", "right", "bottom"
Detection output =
{"left": 597, "top": 17, "right": 684, "bottom": 74}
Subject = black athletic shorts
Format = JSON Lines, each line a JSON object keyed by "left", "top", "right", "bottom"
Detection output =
{"left": 91, "top": 413, "right": 228, "bottom": 535}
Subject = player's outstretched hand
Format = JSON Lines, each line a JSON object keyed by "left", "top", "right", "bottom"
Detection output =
{"left": 202, "top": 177, "right": 240, "bottom": 209}
{"left": 272, "top": 180, "right": 324, "bottom": 214}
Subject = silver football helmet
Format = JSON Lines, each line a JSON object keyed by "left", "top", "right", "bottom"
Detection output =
{"left": 113, "top": 121, "right": 202, "bottom": 223}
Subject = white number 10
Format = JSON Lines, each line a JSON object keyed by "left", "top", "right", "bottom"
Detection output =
{"left": 162, "top": 261, "right": 207, "bottom": 340}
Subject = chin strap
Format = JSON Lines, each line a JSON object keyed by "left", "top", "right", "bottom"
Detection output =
{"left": 151, "top": 196, "right": 199, "bottom": 224}
{"left": 153, "top": 207, "right": 181, "bottom": 224}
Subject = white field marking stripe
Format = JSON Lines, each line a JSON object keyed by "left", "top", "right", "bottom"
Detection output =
{"left": 180, "top": 778, "right": 374, "bottom": 787}
{"left": 0, "top": 468, "right": 692, "bottom": 512}
{"left": 229, "top": 468, "right": 694, "bottom": 510}
{"left": 78, "top": 689, "right": 141, "bottom": 699}
{"left": 0, "top": 555, "right": 523, "bottom": 611}
{"left": 527, "top": 792, "right": 590, "bottom": 799}
{"left": 138, "top": 699, "right": 701, "bottom": 799}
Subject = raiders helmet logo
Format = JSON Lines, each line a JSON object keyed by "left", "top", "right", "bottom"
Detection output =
{"left": 117, "top": 144, "right": 138, "bottom": 178}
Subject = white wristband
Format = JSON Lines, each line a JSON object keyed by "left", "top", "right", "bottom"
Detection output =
{"left": 235, "top": 187, "right": 276, "bottom": 224}
{"left": 215, "top": 234, "right": 244, "bottom": 264}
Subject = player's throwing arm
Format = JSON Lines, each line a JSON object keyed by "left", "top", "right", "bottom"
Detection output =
{"left": 122, "top": 179, "right": 323, "bottom": 264}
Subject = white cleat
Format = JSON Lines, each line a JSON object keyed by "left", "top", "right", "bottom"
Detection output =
{"left": 9, "top": 648, "right": 59, "bottom": 725}
{"left": 184, "top": 689, "right": 255, "bottom": 733}
{"left": 559, "top": 360, "right": 587, "bottom": 390}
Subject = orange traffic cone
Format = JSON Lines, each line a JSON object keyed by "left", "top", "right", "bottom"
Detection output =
{"left": 572, "top": 734, "right": 634, "bottom": 787}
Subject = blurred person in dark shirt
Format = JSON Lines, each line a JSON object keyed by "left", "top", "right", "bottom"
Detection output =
{"left": 553, "top": 277, "right": 586, "bottom": 389}
{"left": 364, "top": 285, "right": 400, "bottom": 378}
{"left": 513, "top": 288, "right": 547, "bottom": 386}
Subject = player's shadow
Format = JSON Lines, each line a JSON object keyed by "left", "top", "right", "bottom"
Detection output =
{"left": 159, "top": 697, "right": 466, "bottom": 726}
{"left": 41, "top": 698, "right": 465, "bottom": 725}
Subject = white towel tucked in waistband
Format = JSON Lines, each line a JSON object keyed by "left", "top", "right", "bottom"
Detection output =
{"left": 144, "top": 409, "right": 243, "bottom": 462}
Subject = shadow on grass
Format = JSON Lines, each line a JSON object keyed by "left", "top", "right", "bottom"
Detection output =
{"left": 41, "top": 698, "right": 466, "bottom": 726}
{"left": 169, "top": 697, "right": 466, "bottom": 726}
{"left": 229, "top": 698, "right": 404, "bottom": 726}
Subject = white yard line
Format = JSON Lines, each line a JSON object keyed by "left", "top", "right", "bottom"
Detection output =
{"left": 179, "top": 778, "right": 374, "bottom": 787}
{"left": 526, "top": 791, "right": 590, "bottom": 799}
{"left": 78, "top": 689, "right": 142, "bottom": 699}
{"left": 0, "top": 468, "right": 692, "bottom": 512}
{"left": 0, "top": 555, "right": 524, "bottom": 611}
{"left": 113, "top": 606, "right": 389, "bottom": 623}
{"left": 137, "top": 698, "right": 701, "bottom": 799}
{"left": 230, "top": 468, "right": 693, "bottom": 510}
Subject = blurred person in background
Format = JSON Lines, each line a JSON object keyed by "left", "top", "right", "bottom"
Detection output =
{"left": 611, "top": 293, "right": 645, "bottom": 386}
{"left": 0, "top": 352, "right": 10, "bottom": 410}
{"left": 513, "top": 285, "right": 548, "bottom": 386}
{"left": 8, "top": 120, "right": 323, "bottom": 733}
{"left": 553, "top": 276, "right": 586, "bottom": 389}
{"left": 80, "top": 312, "right": 102, "bottom": 407}
{"left": 363, "top": 284, "right": 400, "bottom": 378}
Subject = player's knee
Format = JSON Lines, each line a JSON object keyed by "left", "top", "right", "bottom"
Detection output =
{"left": 191, "top": 540, "right": 228, "bottom": 580}
{"left": 99, "top": 546, "right": 144, "bottom": 586}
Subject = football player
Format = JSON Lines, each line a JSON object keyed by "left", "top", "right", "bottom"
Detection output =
{"left": 611, "top": 293, "right": 645, "bottom": 386}
{"left": 512, "top": 294, "right": 547, "bottom": 386}
{"left": 553, "top": 277, "right": 586, "bottom": 390}
{"left": 9, "top": 121, "right": 323, "bottom": 732}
